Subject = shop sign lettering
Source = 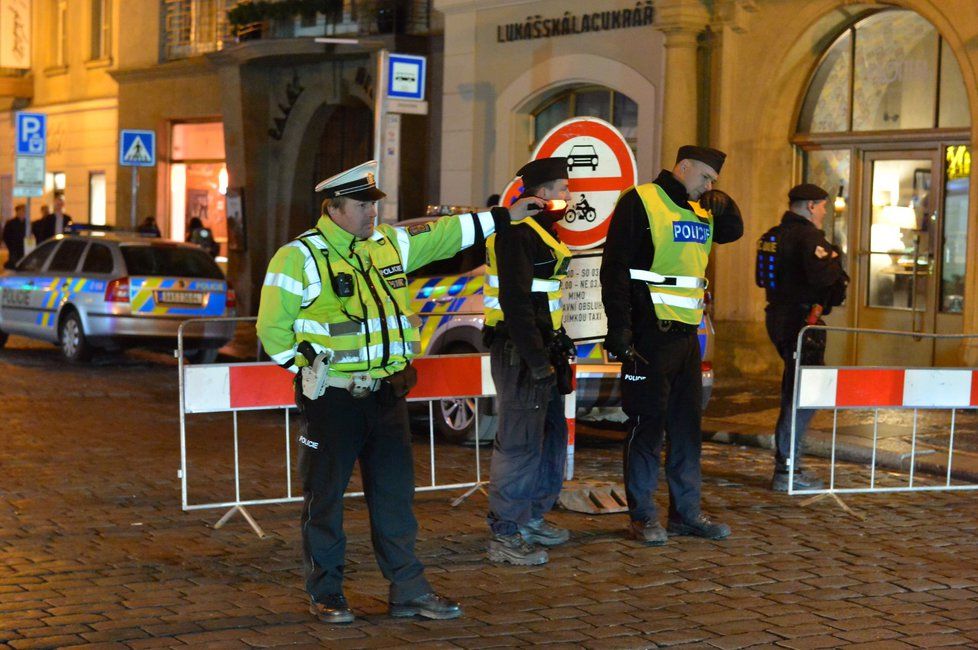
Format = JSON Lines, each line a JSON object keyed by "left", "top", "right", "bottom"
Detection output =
{"left": 496, "top": 2, "right": 654, "bottom": 43}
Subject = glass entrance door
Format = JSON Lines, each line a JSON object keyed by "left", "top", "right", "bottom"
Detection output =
{"left": 855, "top": 151, "right": 942, "bottom": 366}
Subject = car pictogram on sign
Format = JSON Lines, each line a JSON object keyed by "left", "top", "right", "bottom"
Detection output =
{"left": 568, "top": 144, "right": 599, "bottom": 171}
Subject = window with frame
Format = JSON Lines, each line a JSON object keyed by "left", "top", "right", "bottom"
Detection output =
{"left": 51, "top": 0, "right": 68, "bottom": 68}
{"left": 90, "top": 0, "right": 111, "bottom": 61}
{"left": 531, "top": 86, "right": 638, "bottom": 154}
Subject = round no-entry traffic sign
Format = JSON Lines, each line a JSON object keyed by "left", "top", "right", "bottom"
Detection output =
{"left": 500, "top": 117, "right": 637, "bottom": 250}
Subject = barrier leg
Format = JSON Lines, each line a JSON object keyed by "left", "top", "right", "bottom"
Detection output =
{"left": 451, "top": 400, "right": 488, "bottom": 507}
{"left": 214, "top": 505, "right": 267, "bottom": 538}
{"left": 799, "top": 492, "right": 864, "bottom": 521}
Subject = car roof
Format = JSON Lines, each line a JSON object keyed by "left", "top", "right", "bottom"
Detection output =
{"left": 52, "top": 232, "right": 203, "bottom": 250}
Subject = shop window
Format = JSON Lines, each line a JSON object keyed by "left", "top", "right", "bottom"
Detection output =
{"left": 89, "top": 172, "right": 106, "bottom": 226}
{"left": 797, "top": 9, "right": 968, "bottom": 135}
{"left": 531, "top": 86, "right": 638, "bottom": 153}
{"left": 169, "top": 122, "right": 227, "bottom": 259}
{"left": 803, "top": 149, "right": 851, "bottom": 256}
{"left": 939, "top": 40, "right": 969, "bottom": 129}
{"left": 797, "top": 31, "right": 851, "bottom": 133}
{"left": 941, "top": 145, "right": 970, "bottom": 313}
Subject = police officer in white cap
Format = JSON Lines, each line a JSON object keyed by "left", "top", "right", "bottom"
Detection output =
{"left": 257, "top": 161, "right": 543, "bottom": 624}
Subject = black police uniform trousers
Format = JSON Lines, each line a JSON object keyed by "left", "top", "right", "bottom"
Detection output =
{"left": 487, "top": 337, "right": 568, "bottom": 536}
{"left": 766, "top": 304, "right": 824, "bottom": 471}
{"left": 620, "top": 324, "right": 703, "bottom": 524}
{"left": 298, "top": 386, "right": 431, "bottom": 604}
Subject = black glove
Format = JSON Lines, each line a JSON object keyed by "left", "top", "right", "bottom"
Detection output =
{"left": 530, "top": 363, "right": 555, "bottom": 382}
{"left": 604, "top": 328, "right": 633, "bottom": 361}
{"left": 552, "top": 329, "right": 576, "bottom": 358}
{"left": 698, "top": 189, "right": 733, "bottom": 217}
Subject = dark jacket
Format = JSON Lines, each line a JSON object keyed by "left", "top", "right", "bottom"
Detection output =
{"left": 2, "top": 217, "right": 25, "bottom": 268}
{"left": 766, "top": 211, "right": 846, "bottom": 309}
{"left": 494, "top": 214, "right": 562, "bottom": 372}
{"left": 32, "top": 212, "right": 73, "bottom": 243}
{"left": 600, "top": 170, "right": 744, "bottom": 335}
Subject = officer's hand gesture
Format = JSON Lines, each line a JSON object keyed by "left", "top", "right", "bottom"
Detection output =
{"left": 507, "top": 196, "right": 546, "bottom": 221}
{"left": 604, "top": 328, "right": 634, "bottom": 362}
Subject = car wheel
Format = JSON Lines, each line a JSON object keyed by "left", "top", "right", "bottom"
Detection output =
{"left": 59, "top": 311, "right": 92, "bottom": 363}
{"left": 186, "top": 348, "right": 220, "bottom": 364}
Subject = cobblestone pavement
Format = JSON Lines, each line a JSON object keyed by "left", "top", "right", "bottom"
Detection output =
{"left": 4, "top": 338, "right": 978, "bottom": 649}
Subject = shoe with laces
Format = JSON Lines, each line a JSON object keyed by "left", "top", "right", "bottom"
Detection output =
{"left": 627, "top": 519, "right": 668, "bottom": 545}
{"left": 772, "top": 469, "right": 825, "bottom": 493}
{"left": 487, "top": 532, "right": 548, "bottom": 565}
{"left": 519, "top": 518, "right": 570, "bottom": 546}
{"left": 309, "top": 593, "right": 354, "bottom": 624}
{"left": 389, "top": 592, "right": 462, "bottom": 620}
{"left": 667, "top": 514, "right": 731, "bottom": 540}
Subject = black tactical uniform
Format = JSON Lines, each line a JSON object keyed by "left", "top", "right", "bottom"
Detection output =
{"left": 601, "top": 154, "right": 743, "bottom": 543}
{"left": 765, "top": 195, "right": 847, "bottom": 481}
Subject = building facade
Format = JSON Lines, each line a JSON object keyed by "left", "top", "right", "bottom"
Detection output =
{"left": 0, "top": 0, "right": 440, "bottom": 314}
{"left": 436, "top": 0, "right": 978, "bottom": 373}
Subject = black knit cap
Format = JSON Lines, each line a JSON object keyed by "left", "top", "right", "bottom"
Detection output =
{"left": 517, "top": 157, "right": 569, "bottom": 189}
{"left": 788, "top": 183, "right": 829, "bottom": 202}
{"left": 675, "top": 145, "right": 726, "bottom": 174}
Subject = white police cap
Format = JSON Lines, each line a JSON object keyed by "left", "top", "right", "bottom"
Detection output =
{"left": 314, "top": 160, "right": 386, "bottom": 200}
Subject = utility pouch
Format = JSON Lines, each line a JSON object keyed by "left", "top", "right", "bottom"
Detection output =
{"left": 383, "top": 362, "right": 418, "bottom": 399}
{"left": 553, "top": 354, "right": 573, "bottom": 395}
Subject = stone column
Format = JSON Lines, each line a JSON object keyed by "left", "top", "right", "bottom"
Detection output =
{"left": 655, "top": 0, "right": 710, "bottom": 168}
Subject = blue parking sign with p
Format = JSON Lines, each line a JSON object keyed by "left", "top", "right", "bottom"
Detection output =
{"left": 16, "top": 112, "right": 46, "bottom": 156}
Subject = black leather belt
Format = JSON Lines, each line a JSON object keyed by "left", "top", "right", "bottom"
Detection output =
{"left": 655, "top": 319, "right": 698, "bottom": 334}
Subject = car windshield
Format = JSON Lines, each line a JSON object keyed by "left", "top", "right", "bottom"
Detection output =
{"left": 121, "top": 245, "right": 224, "bottom": 279}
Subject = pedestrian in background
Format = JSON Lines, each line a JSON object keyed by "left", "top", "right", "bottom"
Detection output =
{"left": 256, "top": 160, "right": 540, "bottom": 625}
{"left": 601, "top": 145, "right": 743, "bottom": 545}
{"left": 33, "top": 192, "right": 72, "bottom": 242}
{"left": 483, "top": 157, "right": 576, "bottom": 566}
{"left": 137, "top": 216, "right": 161, "bottom": 237}
{"left": 186, "top": 217, "right": 219, "bottom": 257}
{"left": 760, "top": 183, "right": 848, "bottom": 492}
{"left": 2, "top": 204, "right": 27, "bottom": 268}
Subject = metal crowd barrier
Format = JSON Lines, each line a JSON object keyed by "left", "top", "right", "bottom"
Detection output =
{"left": 177, "top": 317, "right": 577, "bottom": 537}
{"left": 789, "top": 326, "right": 978, "bottom": 514}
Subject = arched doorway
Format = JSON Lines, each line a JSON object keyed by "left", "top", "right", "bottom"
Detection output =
{"left": 291, "top": 101, "right": 374, "bottom": 234}
{"left": 794, "top": 8, "right": 972, "bottom": 366}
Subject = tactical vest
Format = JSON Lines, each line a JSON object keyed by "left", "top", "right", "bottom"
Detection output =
{"left": 484, "top": 218, "right": 571, "bottom": 331}
{"left": 292, "top": 229, "right": 421, "bottom": 378}
{"left": 630, "top": 183, "right": 713, "bottom": 325}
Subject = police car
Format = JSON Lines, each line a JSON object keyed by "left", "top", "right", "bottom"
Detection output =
{"left": 405, "top": 214, "right": 715, "bottom": 444}
{"left": 0, "top": 232, "right": 236, "bottom": 363}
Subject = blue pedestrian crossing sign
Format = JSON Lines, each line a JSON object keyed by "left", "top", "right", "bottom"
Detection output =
{"left": 120, "top": 129, "right": 156, "bottom": 167}
{"left": 15, "top": 112, "right": 46, "bottom": 156}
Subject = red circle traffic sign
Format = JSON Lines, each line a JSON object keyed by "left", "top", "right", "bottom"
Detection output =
{"left": 500, "top": 117, "right": 637, "bottom": 250}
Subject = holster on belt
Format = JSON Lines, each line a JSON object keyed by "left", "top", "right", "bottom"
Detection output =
{"left": 548, "top": 329, "right": 576, "bottom": 396}
{"left": 383, "top": 362, "right": 418, "bottom": 399}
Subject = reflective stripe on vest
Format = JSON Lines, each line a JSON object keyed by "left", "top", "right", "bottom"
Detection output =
{"left": 628, "top": 269, "right": 708, "bottom": 289}
{"left": 633, "top": 183, "right": 713, "bottom": 325}
{"left": 290, "top": 231, "right": 421, "bottom": 378}
{"left": 484, "top": 218, "right": 570, "bottom": 330}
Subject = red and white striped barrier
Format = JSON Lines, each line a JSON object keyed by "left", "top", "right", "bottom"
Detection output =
{"left": 788, "top": 325, "right": 978, "bottom": 503}
{"left": 799, "top": 368, "right": 978, "bottom": 409}
{"left": 178, "top": 320, "right": 579, "bottom": 536}
{"left": 183, "top": 355, "right": 497, "bottom": 413}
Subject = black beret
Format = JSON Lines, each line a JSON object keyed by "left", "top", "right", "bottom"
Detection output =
{"left": 788, "top": 183, "right": 829, "bottom": 202}
{"left": 676, "top": 145, "right": 726, "bottom": 174}
{"left": 517, "top": 157, "right": 569, "bottom": 189}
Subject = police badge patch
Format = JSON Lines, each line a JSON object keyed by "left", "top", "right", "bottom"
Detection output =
{"left": 407, "top": 224, "right": 431, "bottom": 236}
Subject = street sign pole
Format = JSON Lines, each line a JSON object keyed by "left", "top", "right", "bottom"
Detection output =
{"left": 130, "top": 167, "right": 138, "bottom": 230}
{"left": 23, "top": 197, "right": 30, "bottom": 255}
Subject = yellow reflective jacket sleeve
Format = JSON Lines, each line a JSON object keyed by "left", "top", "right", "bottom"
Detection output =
{"left": 393, "top": 212, "right": 484, "bottom": 274}
{"left": 256, "top": 244, "right": 307, "bottom": 371}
